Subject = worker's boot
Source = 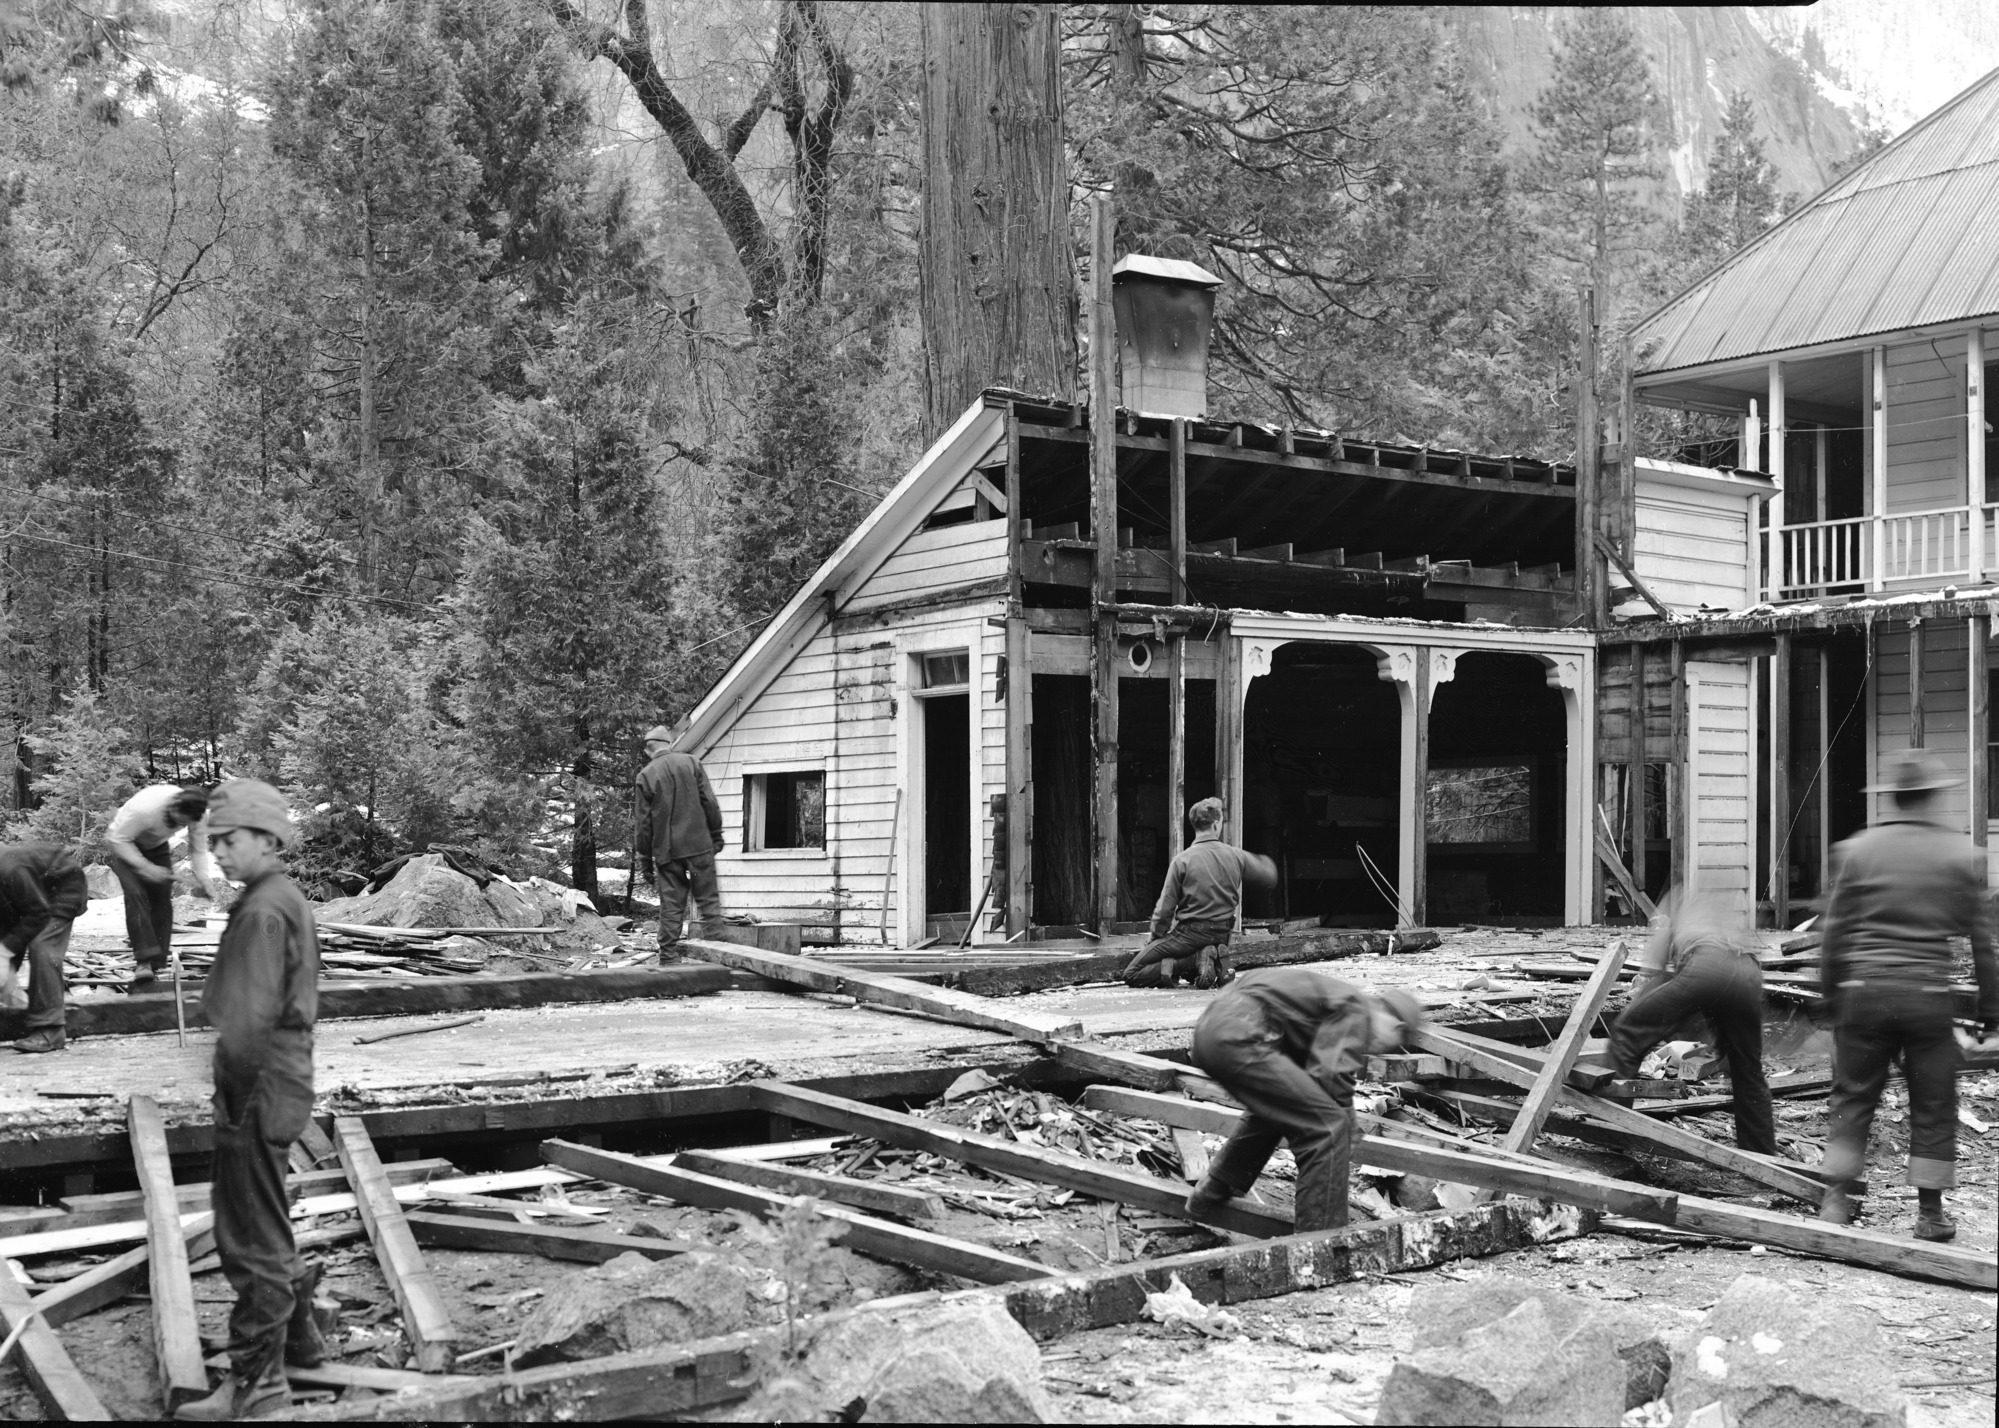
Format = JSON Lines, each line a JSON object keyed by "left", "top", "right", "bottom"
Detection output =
{"left": 11, "top": 1028, "right": 65, "bottom": 1054}
{"left": 1914, "top": 1188, "right": 1955, "bottom": 1242}
{"left": 1184, "top": 1175, "right": 1235, "bottom": 1221}
{"left": 1817, "top": 1182, "right": 1854, "bottom": 1226}
{"left": 1193, "top": 946, "right": 1222, "bottom": 990}
{"left": 172, "top": 1361, "right": 289, "bottom": 1421}
{"left": 285, "top": 1264, "right": 330, "bottom": 1368}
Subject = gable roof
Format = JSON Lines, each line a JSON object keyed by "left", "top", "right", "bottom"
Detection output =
{"left": 672, "top": 398, "right": 1005, "bottom": 755}
{"left": 1632, "top": 67, "right": 1999, "bottom": 376}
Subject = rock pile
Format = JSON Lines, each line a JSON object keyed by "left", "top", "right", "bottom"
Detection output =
{"left": 312, "top": 853, "right": 624, "bottom": 954}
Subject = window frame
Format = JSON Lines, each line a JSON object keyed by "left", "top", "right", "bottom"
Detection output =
{"left": 740, "top": 765, "right": 829, "bottom": 858}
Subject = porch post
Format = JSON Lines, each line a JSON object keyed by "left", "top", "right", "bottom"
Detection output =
{"left": 1629, "top": 642, "right": 1648, "bottom": 903}
{"left": 1004, "top": 406, "right": 1031, "bottom": 938}
{"left": 1166, "top": 418, "right": 1188, "bottom": 865}
{"left": 1768, "top": 361, "right": 1786, "bottom": 598}
{"left": 1771, "top": 631, "right": 1792, "bottom": 929}
{"left": 1871, "top": 346, "right": 1888, "bottom": 591}
{"left": 1087, "top": 193, "right": 1119, "bottom": 932}
{"left": 1669, "top": 640, "right": 1688, "bottom": 888}
{"left": 1971, "top": 612, "right": 1989, "bottom": 848}
{"left": 1970, "top": 329, "right": 1986, "bottom": 585}
{"left": 1539, "top": 654, "right": 1593, "bottom": 926}
{"left": 1374, "top": 648, "right": 1419, "bottom": 929}
{"left": 1909, "top": 619, "right": 1926, "bottom": 749}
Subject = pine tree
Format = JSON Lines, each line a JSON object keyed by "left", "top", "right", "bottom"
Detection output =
{"left": 1680, "top": 93, "right": 1782, "bottom": 266}
{"left": 19, "top": 684, "right": 143, "bottom": 854}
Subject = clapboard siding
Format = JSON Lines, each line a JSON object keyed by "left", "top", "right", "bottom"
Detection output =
{"left": 1884, "top": 342, "right": 1967, "bottom": 514}
{"left": 841, "top": 522, "right": 1009, "bottom": 612}
{"left": 1873, "top": 619, "right": 1974, "bottom": 835}
{"left": 1633, "top": 489, "right": 1750, "bottom": 613}
{"left": 1687, "top": 660, "right": 1753, "bottom": 916}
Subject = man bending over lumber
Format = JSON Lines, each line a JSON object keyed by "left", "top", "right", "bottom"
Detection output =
{"left": 178, "top": 779, "right": 326, "bottom": 1422}
{"left": 1123, "top": 797, "right": 1276, "bottom": 989}
{"left": 1183, "top": 968, "right": 1424, "bottom": 1231}
{"left": 0, "top": 841, "right": 88, "bottom": 1054}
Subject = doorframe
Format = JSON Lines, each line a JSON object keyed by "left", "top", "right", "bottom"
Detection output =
{"left": 894, "top": 622, "right": 985, "bottom": 948}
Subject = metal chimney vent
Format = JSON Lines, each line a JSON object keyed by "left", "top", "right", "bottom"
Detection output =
{"left": 1111, "top": 254, "right": 1222, "bottom": 420}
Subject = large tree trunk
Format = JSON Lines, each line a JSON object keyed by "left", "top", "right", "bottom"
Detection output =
{"left": 918, "top": 3, "right": 1075, "bottom": 437}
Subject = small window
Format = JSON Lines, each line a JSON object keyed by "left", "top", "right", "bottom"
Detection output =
{"left": 921, "top": 651, "right": 969, "bottom": 689}
{"left": 743, "top": 772, "right": 825, "bottom": 851}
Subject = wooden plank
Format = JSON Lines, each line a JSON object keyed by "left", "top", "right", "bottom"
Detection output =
{"left": 1048, "top": 1039, "right": 1180, "bottom": 1091}
{"left": 1089, "top": 193, "right": 1119, "bottom": 936}
{"left": 1171, "top": 1128, "right": 1209, "bottom": 1181}
{"left": 288, "top": 1361, "right": 479, "bottom": 1393}
{"left": 1594, "top": 824, "right": 1657, "bottom": 921}
{"left": 1972, "top": 611, "right": 1989, "bottom": 849}
{"left": 33, "top": 1213, "right": 215, "bottom": 1328}
{"left": 129, "top": 1094, "right": 206, "bottom": 1409}
{"left": 1673, "top": 1194, "right": 1995, "bottom": 1290}
{"left": 1630, "top": 643, "right": 1649, "bottom": 896}
{"left": 1771, "top": 631, "right": 1791, "bottom": 926}
{"left": 1005, "top": 614, "right": 1030, "bottom": 937}
{"left": 935, "top": 927, "right": 1443, "bottom": 997}
{"left": 543, "top": 1141, "right": 1051, "bottom": 1284}
{"left": 1670, "top": 640, "right": 1687, "bottom": 886}
{"left": 406, "top": 1211, "right": 696, "bottom": 1265}
{"left": 303, "top": 1200, "right": 1590, "bottom": 1421}
{"left": 1910, "top": 619, "right": 1926, "bottom": 748}
{"left": 1414, "top": 1028, "right": 1826, "bottom": 1205}
{"left": 55, "top": 1157, "right": 455, "bottom": 1230}
{"left": 744, "top": 1081, "right": 1293, "bottom": 1237}
{"left": 1074, "top": 1085, "right": 1676, "bottom": 1222}
{"left": 671, "top": 1150, "right": 945, "bottom": 1220}
{"left": 1501, "top": 940, "right": 1627, "bottom": 1155}
{"left": 0, "top": 1266, "right": 110, "bottom": 1420}
{"left": 676, "top": 939, "right": 1082, "bottom": 1040}
{"left": 334, "top": 1115, "right": 459, "bottom": 1372}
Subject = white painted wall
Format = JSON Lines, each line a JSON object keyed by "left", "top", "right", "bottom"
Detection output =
{"left": 1632, "top": 459, "right": 1769, "bottom": 613}
{"left": 1686, "top": 659, "right": 1754, "bottom": 918}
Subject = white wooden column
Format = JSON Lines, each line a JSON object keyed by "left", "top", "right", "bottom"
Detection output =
{"left": 1872, "top": 346, "right": 1889, "bottom": 590}
{"left": 1535, "top": 654, "right": 1592, "bottom": 925}
{"left": 1768, "top": 360, "right": 1786, "bottom": 598}
{"left": 1374, "top": 647, "right": 1421, "bottom": 928}
{"left": 1970, "top": 329, "right": 1986, "bottom": 585}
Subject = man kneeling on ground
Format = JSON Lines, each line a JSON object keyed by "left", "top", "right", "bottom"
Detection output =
{"left": 1183, "top": 968, "right": 1424, "bottom": 1231}
{"left": 1123, "top": 797, "right": 1276, "bottom": 989}
{"left": 0, "top": 842, "right": 88, "bottom": 1054}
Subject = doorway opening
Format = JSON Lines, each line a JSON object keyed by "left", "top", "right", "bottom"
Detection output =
{"left": 922, "top": 691, "right": 971, "bottom": 936}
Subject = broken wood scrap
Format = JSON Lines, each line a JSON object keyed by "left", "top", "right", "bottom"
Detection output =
{"left": 676, "top": 938, "right": 1083, "bottom": 1040}
{"left": 543, "top": 1141, "right": 1053, "bottom": 1284}
{"left": 0, "top": 1265, "right": 110, "bottom": 1420}
{"left": 671, "top": 1150, "right": 946, "bottom": 1220}
{"left": 299, "top": 1198, "right": 1589, "bottom": 1423}
{"left": 405, "top": 1211, "right": 697, "bottom": 1265}
{"left": 354, "top": 1014, "right": 485, "bottom": 1044}
{"left": 129, "top": 1094, "right": 209, "bottom": 1410}
{"left": 743, "top": 1081, "right": 1293, "bottom": 1237}
{"left": 1502, "top": 940, "right": 1628, "bottom": 1155}
{"left": 333, "top": 1116, "right": 459, "bottom": 1372}
{"left": 31, "top": 1213, "right": 215, "bottom": 1328}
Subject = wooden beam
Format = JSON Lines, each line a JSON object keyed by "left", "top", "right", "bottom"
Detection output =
{"left": 1596, "top": 534, "right": 1671, "bottom": 619}
{"left": 1672, "top": 1195, "right": 1995, "bottom": 1290}
{"left": 1595, "top": 822, "right": 1657, "bottom": 921}
{"left": 744, "top": 1081, "right": 1294, "bottom": 1237}
{"left": 1094, "top": 609, "right": 1120, "bottom": 932}
{"left": 929, "top": 926, "right": 1442, "bottom": 997}
{"left": 543, "top": 1141, "right": 1051, "bottom": 1284}
{"left": 129, "top": 1094, "right": 206, "bottom": 1410}
{"left": 1630, "top": 643, "right": 1648, "bottom": 897}
{"left": 1973, "top": 612, "right": 1990, "bottom": 848}
{"left": 1047, "top": 1039, "right": 1182, "bottom": 1091}
{"left": 671, "top": 1150, "right": 946, "bottom": 1220}
{"left": 334, "top": 1116, "right": 459, "bottom": 1372}
{"left": 1501, "top": 941, "right": 1627, "bottom": 1155}
{"left": 405, "top": 1211, "right": 696, "bottom": 1265}
{"left": 1910, "top": 619, "right": 1926, "bottom": 748}
{"left": 1089, "top": 192, "right": 1119, "bottom": 937}
{"left": 32, "top": 1213, "right": 214, "bottom": 1328}
{"left": 53, "top": 1158, "right": 454, "bottom": 1231}
{"left": 676, "top": 939, "right": 1082, "bottom": 1040}
{"left": 1670, "top": 640, "right": 1688, "bottom": 886}
{"left": 1578, "top": 285, "right": 1602, "bottom": 625}
{"left": 1168, "top": 417, "right": 1188, "bottom": 606}
{"left": 1413, "top": 1029, "right": 1825, "bottom": 1205}
{"left": 1771, "top": 631, "right": 1792, "bottom": 925}
{"left": 1005, "top": 615, "right": 1031, "bottom": 937}
{"left": 302, "top": 1201, "right": 1589, "bottom": 1423}
{"left": 0, "top": 1266, "right": 110, "bottom": 1420}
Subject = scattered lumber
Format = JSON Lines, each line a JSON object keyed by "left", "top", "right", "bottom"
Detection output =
{"left": 0, "top": 1267, "right": 110, "bottom": 1420}
{"left": 1673, "top": 1195, "right": 1996, "bottom": 1291}
{"left": 0, "top": 966, "right": 729, "bottom": 1042}
{"left": 933, "top": 927, "right": 1444, "bottom": 996}
{"left": 1415, "top": 1028, "right": 1826, "bottom": 1205}
{"left": 287, "top": 1361, "right": 479, "bottom": 1393}
{"left": 405, "top": 1211, "right": 697, "bottom": 1265}
{"left": 129, "top": 1094, "right": 208, "bottom": 1410}
{"left": 744, "top": 1081, "right": 1293, "bottom": 1237}
{"left": 1501, "top": 940, "right": 1627, "bottom": 1155}
{"left": 299, "top": 1199, "right": 1588, "bottom": 1423}
{"left": 55, "top": 1157, "right": 455, "bottom": 1230}
{"left": 543, "top": 1141, "right": 1053, "bottom": 1284}
{"left": 677, "top": 938, "right": 1083, "bottom": 1039}
{"left": 1636, "top": 1071, "right": 1834, "bottom": 1117}
{"left": 32, "top": 1213, "right": 215, "bottom": 1328}
{"left": 334, "top": 1116, "right": 460, "bottom": 1372}
{"left": 671, "top": 1150, "right": 946, "bottom": 1220}
{"left": 1047, "top": 1039, "right": 1181, "bottom": 1091}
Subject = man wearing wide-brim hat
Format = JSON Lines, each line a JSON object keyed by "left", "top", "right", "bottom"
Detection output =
{"left": 1819, "top": 748, "right": 1998, "bottom": 1241}
{"left": 635, "top": 725, "right": 726, "bottom": 954}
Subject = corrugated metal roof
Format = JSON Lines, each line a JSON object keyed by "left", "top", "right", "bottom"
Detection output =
{"left": 1633, "top": 68, "right": 1999, "bottom": 376}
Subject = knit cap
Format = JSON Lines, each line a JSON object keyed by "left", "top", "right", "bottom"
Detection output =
{"left": 205, "top": 778, "right": 295, "bottom": 847}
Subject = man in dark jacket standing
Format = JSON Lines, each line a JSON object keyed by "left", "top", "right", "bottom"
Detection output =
{"left": 1124, "top": 798, "right": 1277, "bottom": 988}
{"left": 177, "top": 779, "right": 323, "bottom": 1422}
{"left": 635, "top": 726, "right": 725, "bottom": 952}
{"left": 1183, "top": 968, "right": 1425, "bottom": 1231}
{"left": 1818, "top": 749, "right": 1999, "bottom": 1241}
{"left": 0, "top": 842, "right": 89, "bottom": 1054}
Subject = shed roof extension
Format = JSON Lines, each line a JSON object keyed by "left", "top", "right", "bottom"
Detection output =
{"left": 1631, "top": 67, "right": 1999, "bottom": 377}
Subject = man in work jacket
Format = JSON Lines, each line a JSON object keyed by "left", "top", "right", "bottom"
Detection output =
{"left": 635, "top": 725, "right": 725, "bottom": 952}
{"left": 1818, "top": 748, "right": 1998, "bottom": 1241}
{"left": 1183, "top": 968, "right": 1425, "bottom": 1231}
{"left": 0, "top": 842, "right": 88, "bottom": 1053}
{"left": 177, "top": 779, "right": 324, "bottom": 1422}
{"left": 1123, "top": 797, "right": 1277, "bottom": 988}
{"left": 106, "top": 782, "right": 219, "bottom": 986}
{"left": 1608, "top": 885, "right": 1776, "bottom": 1155}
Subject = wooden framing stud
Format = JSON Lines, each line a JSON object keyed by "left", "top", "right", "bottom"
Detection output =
{"left": 128, "top": 1093, "right": 207, "bottom": 1409}
{"left": 334, "top": 1115, "right": 459, "bottom": 1372}
{"left": 1500, "top": 940, "right": 1627, "bottom": 1155}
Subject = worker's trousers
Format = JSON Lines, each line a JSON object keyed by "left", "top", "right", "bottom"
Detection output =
{"left": 656, "top": 853, "right": 723, "bottom": 945}
{"left": 211, "top": 1091, "right": 302, "bottom": 1375}
{"left": 11, "top": 915, "right": 73, "bottom": 1031}
{"left": 113, "top": 840, "right": 175, "bottom": 972}
{"left": 1609, "top": 943, "right": 1776, "bottom": 1155}
{"left": 1825, "top": 980, "right": 1961, "bottom": 1189}
{"left": 1124, "top": 918, "right": 1233, "bottom": 987}
{"left": 1190, "top": 994, "right": 1361, "bottom": 1231}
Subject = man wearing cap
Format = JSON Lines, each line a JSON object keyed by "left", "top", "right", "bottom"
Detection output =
{"left": 634, "top": 726, "right": 725, "bottom": 953}
{"left": 106, "top": 782, "right": 219, "bottom": 988}
{"left": 1181, "top": 968, "right": 1425, "bottom": 1231}
{"left": 1125, "top": 797, "right": 1278, "bottom": 989}
{"left": 179, "top": 779, "right": 324, "bottom": 1421}
{"left": 1818, "top": 749, "right": 1999, "bottom": 1241}
{"left": 0, "top": 842, "right": 89, "bottom": 1054}
{"left": 1608, "top": 886, "right": 1776, "bottom": 1155}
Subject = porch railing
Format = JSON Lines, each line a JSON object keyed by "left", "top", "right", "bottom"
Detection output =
{"left": 1773, "top": 506, "right": 1988, "bottom": 597}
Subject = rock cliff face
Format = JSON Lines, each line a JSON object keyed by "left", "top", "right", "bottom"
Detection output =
{"left": 1441, "top": 4, "right": 1999, "bottom": 205}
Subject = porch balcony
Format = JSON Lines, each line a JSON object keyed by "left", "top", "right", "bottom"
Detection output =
{"left": 1769, "top": 504, "right": 1999, "bottom": 599}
